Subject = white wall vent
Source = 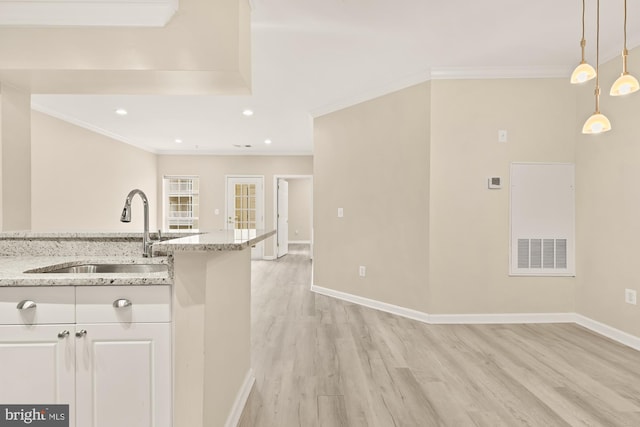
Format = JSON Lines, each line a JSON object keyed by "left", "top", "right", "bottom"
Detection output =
{"left": 510, "top": 163, "right": 575, "bottom": 276}
{"left": 517, "top": 238, "right": 567, "bottom": 270}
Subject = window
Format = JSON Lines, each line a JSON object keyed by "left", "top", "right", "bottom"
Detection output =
{"left": 163, "top": 176, "right": 199, "bottom": 231}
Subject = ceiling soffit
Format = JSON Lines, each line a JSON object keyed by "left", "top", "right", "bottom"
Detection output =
{"left": 0, "top": 0, "right": 178, "bottom": 27}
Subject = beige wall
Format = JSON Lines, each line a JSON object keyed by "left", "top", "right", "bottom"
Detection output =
{"left": 314, "top": 78, "right": 579, "bottom": 317}
{"left": 314, "top": 82, "right": 431, "bottom": 313}
{"left": 31, "top": 111, "right": 158, "bottom": 231}
{"left": 429, "top": 79, "right": 576, "bottom": 314}
{"left": 156, "top": 155, "right": 313, "bottom": 257}
{"left": 287, "top": 178, "right": 313, "bottom": 242}
{"left": 1, "top": 84, "right": 31, "bottom": 231}
{"left": 575, "top": 48, "right": 640, "bottom": 337}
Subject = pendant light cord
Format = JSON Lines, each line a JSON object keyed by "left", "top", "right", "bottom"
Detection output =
{"left": 580, "top": 0, "right": 587, "bottom": 60}
{"left": 595, "top": 0, "right": 601, "bottom": 112}
{"left": 623, "top": 0, "right": 629, "bottom": 73}
{"left": 582, "top": 0, "right": 586, "bottom": 40}
{"left": 624, "top": 0, "right": 628, "bottom": 50}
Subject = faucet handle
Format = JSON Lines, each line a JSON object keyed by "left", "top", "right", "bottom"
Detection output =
{"left": 157, "top": 229, "right": 162, "bottom": 241}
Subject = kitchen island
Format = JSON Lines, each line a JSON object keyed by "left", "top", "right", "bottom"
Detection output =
{"left": 156, "top": 229, "right": 275, "bottom": 427}
{"left": 0, "top": 229, "right": 274, "bottom": 427}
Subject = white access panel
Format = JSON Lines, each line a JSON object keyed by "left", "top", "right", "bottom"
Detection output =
{"left": 510, "top": 163, "right": 575, "bottom": 276}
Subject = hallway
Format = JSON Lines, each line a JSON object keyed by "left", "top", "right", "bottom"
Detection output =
{"left": 239, "top": 245, "right": 640, "bottom": 426}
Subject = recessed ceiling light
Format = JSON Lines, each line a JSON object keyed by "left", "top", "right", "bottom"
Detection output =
{"left": 115, "top": 108, "right": 128, "bottom": 116}
{"left": 174, "top": 139, "right": 183, "bottom": 144}
{"left": 242, "top": 109, "right": 254, "bottom": 116}
{"left": 264, "top": 139, "right": 272, "bottom": 145}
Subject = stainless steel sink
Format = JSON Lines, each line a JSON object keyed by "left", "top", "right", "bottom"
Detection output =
{"left": 45, "top": 263, "right": 168, "bottom": 274}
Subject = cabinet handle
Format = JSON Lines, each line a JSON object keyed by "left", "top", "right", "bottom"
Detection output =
{"left": 16, "top": 300, "right": 37, "bottom": 310}
{"left": 113, "top": 298, "right": 132, "bottom": 308}
{"left": 75, "top": 329, "right": 87, "bottom": 338}
{"left": 58, "top": 330, "right": 70, "bottom": 339}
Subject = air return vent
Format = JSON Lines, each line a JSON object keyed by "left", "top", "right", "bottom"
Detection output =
{"left": 517, "top": 238, "right": 568, "bottom": 270}
{"left": 510, "top": 163, "right": 575, "bottom": 276}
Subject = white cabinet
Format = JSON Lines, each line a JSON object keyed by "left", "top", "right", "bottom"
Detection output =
{"left": 0, "top": 285, "right": 171, "bottom": 427}
{"left": 75, "top": 286, "right": 172, "bottom": 427}
{"left": 0, "top": 286, "right": 76, "bottom": 423}
{"left": 0, "top": 324, "right": 76, "bottom": 425}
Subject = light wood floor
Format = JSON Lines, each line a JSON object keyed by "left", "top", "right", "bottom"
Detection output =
{"left": 238, "top": 245, "right": 640, "bottom": 427}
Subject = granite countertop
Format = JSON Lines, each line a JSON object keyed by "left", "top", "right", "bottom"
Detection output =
{"left": 0, "top": 256, "right": 172, "bottom": 287}
{"left": 155, "top": 229, "right": 275, "bottom": 252}
{"left": 0, "top": 230, "right": 274, "bottom": 287}
{"left": 0, "top": 231, "right": 195, "bottom": 240}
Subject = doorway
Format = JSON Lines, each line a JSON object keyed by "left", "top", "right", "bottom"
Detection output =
{"left": 226, "top": 176, "right": 265, "bottom": 259}
{"left": 273, "top": 175, "right": 313, "bottom": 259}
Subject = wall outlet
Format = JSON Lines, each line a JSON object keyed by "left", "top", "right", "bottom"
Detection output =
{"left": 498, "top": 129, "right": 508, "bottom": 143}
{"left": 359, "top": 266, "right": 366, "bottom": 277}
{"left": 625, "top": 289, "right": 637, "bottom": 305}
{"left": 337, "top": 208, "right": 344, "bottom": 218}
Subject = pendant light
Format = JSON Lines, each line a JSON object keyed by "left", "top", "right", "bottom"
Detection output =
{"left": 571, "top": 0, "right": 596, "bottom": 84}
{"left": 610, "top": 0, "right": 639, "bottom": 96}
{"left": 582, "top": 0, "right": 611, "bottom": 134}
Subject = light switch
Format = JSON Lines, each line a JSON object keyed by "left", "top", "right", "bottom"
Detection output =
{"left": 338, "top": 208, "right": 344, "bottom": 218}
{"left": 498, "top": 130, "right": 508, "bottom": 143}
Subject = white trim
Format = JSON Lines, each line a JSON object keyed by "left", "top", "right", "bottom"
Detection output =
{"left": 32, "top": 103, "right": 313, "bottom": 157}
{"left": 32, "top": 102, "right": 159, "bottom": 154}
{"left": 288, "top": 240, "right": 311, "bottom": 244}
{"left": 224, "top": 368, "right": 255, "bottom": 427}
{"left": 225, "top": 175, "right": 265, "bottom": 260}
{"left": 157, "top": 149, "right": 313, "bottom": 156}
{"left": 309, "top": 65, "right": 574, "bottom": 118}
{"left": 262, "top": 255, "right": 276, "bottom": 261}
{"left": 272, "top": 175, "right": 313, "bottom": 260}
{"left": 429, "top": 312, "right": 575, "bottom": 325}
{"left": 310, "top": 285, "right": 430, "bottom": 324}
{"left": 430, "top": 66, "right": 573, "bottom": 80}
{"left": 575, "top": 314, "right": 640, "bottom": 352}
{"left": 310, "top": 69, "right": 430, "bottom": 118}
{"left": 310, "top": 286, "right": 640, "bottom": 352}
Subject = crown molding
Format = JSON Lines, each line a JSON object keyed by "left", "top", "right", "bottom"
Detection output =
{"left": 309, "top": 69, "right": 431, "bottom": 118}
{"left": 31, "top": 102, "right": 159, "bottom": 154}
{"left": 430, "top": 65, "right": 573, "bottom": 80}
{"left": 310, "top": 65, "right": 574, "bottom": 118}
{"left": 0, "top": 0, "right": 178, "bottom": 27}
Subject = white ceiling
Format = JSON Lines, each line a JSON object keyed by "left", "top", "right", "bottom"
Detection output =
{"left": 30, "top": 0, "right": 640, "bottom": 155}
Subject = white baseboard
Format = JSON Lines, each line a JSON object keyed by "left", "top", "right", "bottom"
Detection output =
{"left": 311, "top": 285, "right": 430, "bottom": 323}
{"left": 575, "top": 314, "right": 640, "bottom": 352}
{"left": 224, "top": 368, "right": 255, "bottom": 427}
{"left": 262, "top": 256, "right": 276, "bottom": 261}
{"left": 288, "top": 240, "right": 311, "bottom": 244}
{"left": 429, "top": 312, "right": 575, "bottom": 324}
{"left": 310, "top": 285, "right": 640, "bottom": 352}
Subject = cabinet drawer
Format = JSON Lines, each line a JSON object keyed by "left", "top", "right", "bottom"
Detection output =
{"left": 76, "top": 286, "right": 171, "bottom": 323}
{"left": 0, "top": 287, "right": 75, "bottom": 325}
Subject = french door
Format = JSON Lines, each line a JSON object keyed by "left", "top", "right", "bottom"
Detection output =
{"left": 226, "top": 176, "right": 264, "bottom": 259}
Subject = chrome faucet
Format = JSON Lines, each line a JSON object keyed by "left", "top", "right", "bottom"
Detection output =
{"left": 120, "top": 189, "right": 157, "bottom": 257}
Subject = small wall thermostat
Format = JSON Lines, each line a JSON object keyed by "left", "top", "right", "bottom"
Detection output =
{"left": 488, "top": 177, "right": 502, "bottom": 189}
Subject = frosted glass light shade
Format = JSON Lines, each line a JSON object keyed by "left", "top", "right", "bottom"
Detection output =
{"left": 610, "top": 73, "right": 640, "bottom": 96}
{"left": 571, "top": 62, "right": 597, "bottom": 84}
{"left": 582, "top": 113, "right": 611, "bottom": 134}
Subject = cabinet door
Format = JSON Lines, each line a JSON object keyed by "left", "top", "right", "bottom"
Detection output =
{"left": 0, "top": 325, "right": 75, "bottom": 425}
{"left": 75, "top": 323, "right": 171, "bottom": 427}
